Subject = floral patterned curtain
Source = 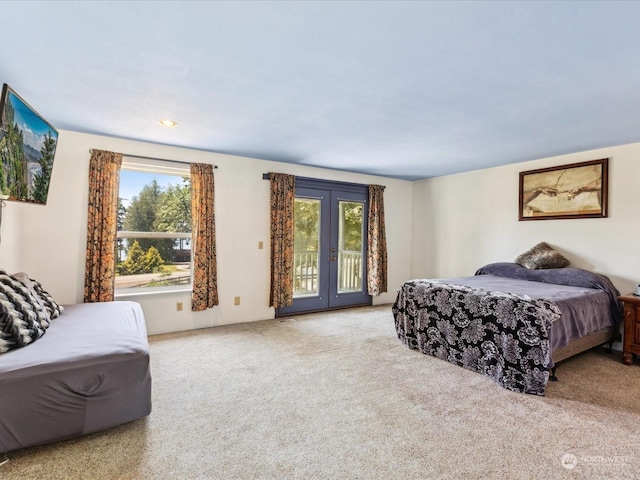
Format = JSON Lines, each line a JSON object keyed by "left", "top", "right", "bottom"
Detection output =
{"left": 84, "top": 149, "right": 123, "bottom": 302}
{"left": 190, "top": 163, "right": 218, "bottom": 311}
{"left": 269, "top": 173, "right": 295, "bottom": 308}
{"left": 367, "top": 184, "right": 387, "bottom": 296}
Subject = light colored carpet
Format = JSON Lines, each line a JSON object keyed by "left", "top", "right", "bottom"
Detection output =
{"left": 2, "top": 305, "right": 639, "bottom": 479}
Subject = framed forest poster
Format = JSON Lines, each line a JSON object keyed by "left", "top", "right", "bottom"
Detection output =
{"left": 0, "top": 83, "right": 58, "bottom": 204}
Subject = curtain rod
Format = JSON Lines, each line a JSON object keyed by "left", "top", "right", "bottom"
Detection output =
{"left": 123, "top": 153, "right": 218, "bottom": 169}
{"left": 262, "top": 173, "right": 384, "bottom": 189}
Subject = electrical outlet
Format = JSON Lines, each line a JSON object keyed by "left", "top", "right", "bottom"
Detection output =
{"left": 176, "top": 302, "right": 183, "bottom": 311}
{"left": 258, "top": 241, "right": 264, "bottom": 249}
{"left": 234, "top": 296, "right": 241, "bottom": 306}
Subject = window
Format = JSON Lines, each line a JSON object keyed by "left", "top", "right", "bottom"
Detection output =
{"left": 115, "top": 157, "right": 192, "bottom": 293}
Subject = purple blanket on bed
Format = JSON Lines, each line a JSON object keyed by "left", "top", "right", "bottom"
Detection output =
{"left": 475, "top": 263, "right": 623, "bottom": 323}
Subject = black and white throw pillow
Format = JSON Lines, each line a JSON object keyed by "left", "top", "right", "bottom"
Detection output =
{"left": 0, "top": 271, "right": 51, "bottom": 353}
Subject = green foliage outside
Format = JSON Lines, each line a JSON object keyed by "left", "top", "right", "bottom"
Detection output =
{"left": 116, "top": 198, "right": 127, "bottom": 262}
{"left": 116, "top": 176, "right": 192, "bottom": 276}
{"left": 117, "top": 241, "right": 165, "bottom": 276}
{"left": 293, "top": 199, "right": 363, "bottom": 253}
{"left": 340, "top": 202, "right": 363, "bottom": 251}
{"left": 155, "top": 183, "right": 191, "bottom": 234}
{"left": 123, "top": 180, "right": 174, "bottom": 260}
{"left": 144, "top": 246, "right": 166, "bottom": 272}
{"left": 294, "top": 198, "right": 320, "bottom": 253}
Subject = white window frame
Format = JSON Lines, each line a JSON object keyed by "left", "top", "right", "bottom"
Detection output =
{"left": 114, "top": 156, "right": 192, "bottom": 297}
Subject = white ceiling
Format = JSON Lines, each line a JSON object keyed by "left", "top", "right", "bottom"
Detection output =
{"left": 2, "top": 1, "right": 640, "bottom": 180}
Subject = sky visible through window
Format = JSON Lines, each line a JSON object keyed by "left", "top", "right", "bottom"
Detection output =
{"left": 119, "top": 170, "right": 185, "bottom": 208}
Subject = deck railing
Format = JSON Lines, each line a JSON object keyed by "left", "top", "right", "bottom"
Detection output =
{"left": 338, "top": 251, "right": 363, "bottom": 292}
{"left": 293, "top": 251, "right": 319, "bottom": 295}
{"left": 293, "top": 250, "right": 362, "bottom": 296}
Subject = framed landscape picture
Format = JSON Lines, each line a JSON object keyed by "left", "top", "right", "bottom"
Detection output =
{"left": 0, "top": 83, "right": 58, "bottom": 204}
{"left": 519, "top": 158, "right": 608, "bottom": 221}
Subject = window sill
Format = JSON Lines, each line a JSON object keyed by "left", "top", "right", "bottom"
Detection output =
{"left": 115, "top": 288, "right": 192, "bottom": 299}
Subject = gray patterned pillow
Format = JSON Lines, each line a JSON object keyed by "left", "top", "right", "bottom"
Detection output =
{"left": 0, "top": 271, "right": 50, "bottom": 353}
{"left": 515, "top": 242, "right": 570, "bottom": 270}
{"left": 13, "top": 272, "right": 64, "bottom": 319}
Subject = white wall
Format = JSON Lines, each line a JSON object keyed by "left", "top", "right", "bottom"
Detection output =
{"left": 6, "top": 130, "right": 635, "bottom": 337}
{"left": 411, "top": 142, "right": 640, "bottom": 296}
{"left": 1, "top": 130, "right": 413, "bottom": 335}
{"left": 0, "top": 204, "right": 21, "bottom": 273}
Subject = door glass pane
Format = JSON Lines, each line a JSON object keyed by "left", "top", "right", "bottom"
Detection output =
{"left": 338, "top": 201, "right": 364, "bottom": 293}
{"left": 293, "top": 198, "right": 320, "bottom": 297}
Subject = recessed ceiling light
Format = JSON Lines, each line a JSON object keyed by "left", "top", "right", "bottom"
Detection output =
{"left": 159, "top": 119, "right": 178, "bottom": 127}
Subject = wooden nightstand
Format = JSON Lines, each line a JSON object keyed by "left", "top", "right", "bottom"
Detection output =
{"left": 619, "top": 294, "right": 640, "bottom": 365}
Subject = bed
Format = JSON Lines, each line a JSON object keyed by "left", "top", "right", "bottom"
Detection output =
{"left": 0, "top": 300, "right": 152, "bottom": 452}
{"left": 392, "top": 262, "right": 623, "bottom": 395}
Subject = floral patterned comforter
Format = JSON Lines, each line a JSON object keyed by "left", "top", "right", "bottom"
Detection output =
{"left": 392, "top": 280, "right": 562, "bottom": 395}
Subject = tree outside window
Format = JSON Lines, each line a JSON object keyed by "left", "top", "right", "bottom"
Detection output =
{"left": 116, "top": 170, "right": 192, "bottom": 291}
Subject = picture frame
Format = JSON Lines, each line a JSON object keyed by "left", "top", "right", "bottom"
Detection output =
{"left": 519, "top": 158, "right": 608, "bottom": 221}
{"left": 0, "top": 83, "right": 59, "bottom": 205}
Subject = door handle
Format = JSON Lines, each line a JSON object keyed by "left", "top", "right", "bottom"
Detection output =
{"left": 330, "top": 256, "right": 336, "bottom": 261}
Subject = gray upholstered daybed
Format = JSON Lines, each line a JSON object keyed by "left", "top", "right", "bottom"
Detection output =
{"left": 0, "top": 271, "right": 151, "bottom": 452}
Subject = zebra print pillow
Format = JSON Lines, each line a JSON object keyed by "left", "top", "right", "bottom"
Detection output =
{"left": 13, "top": 272, "right": 64, "bottom": 319}
{"left": 0, "top": 271, "right": 53, "bottom": 353}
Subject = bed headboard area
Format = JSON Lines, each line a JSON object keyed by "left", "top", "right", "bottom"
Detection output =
{"left": 475, "top": 262, "right": 623, "bottom": 323}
